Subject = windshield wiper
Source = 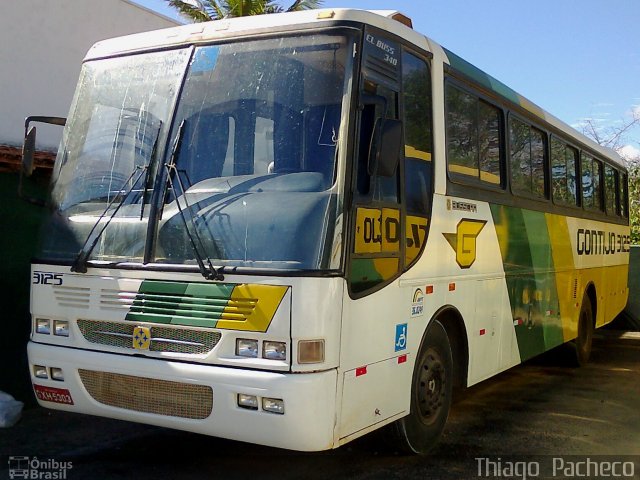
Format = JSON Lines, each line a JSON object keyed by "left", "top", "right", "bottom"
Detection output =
{"left": 165, "top": 119, "right": 224, "bottom": 281}
{"left": 71, "top": 165, "right": 148, "bottom": 273}
{"left": 139, "top": 121, "right": 162, "bottom": 221}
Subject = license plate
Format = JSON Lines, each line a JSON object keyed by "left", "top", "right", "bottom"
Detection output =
{"left": 33, "top": 384, "right": 74, "bottom": 405}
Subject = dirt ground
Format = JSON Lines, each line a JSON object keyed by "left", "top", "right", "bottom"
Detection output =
{"left": 1, "top": 333, "right": 639, "bottom": 480}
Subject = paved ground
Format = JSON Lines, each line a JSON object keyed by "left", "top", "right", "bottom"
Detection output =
{"left": 1, "top": 333, "right": 639, "bottom": 479}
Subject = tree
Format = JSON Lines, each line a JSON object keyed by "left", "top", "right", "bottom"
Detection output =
{"left": 581, "top": 108, "right": 640, "bottom": 244}
{"left": 166, "top": 0, "right": 322, "bottom": 21}
{"left": 626, "top": 155, "right": 640, "bottom": 245}
{"left": 580, "top": 106, "right": 640, "bottom": 152}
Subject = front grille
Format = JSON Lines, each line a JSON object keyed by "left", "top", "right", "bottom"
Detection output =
{"left": 78, "top": 369, "right": 212, "bottom": 419}
{"left": 77, "top": 319, "right": 221, "bottom": 355}
{"left": 99, "top": 289, "right": 137, "bottom": 311}
{"left": 53, "top": 286, "right": 90, "bottom": 309}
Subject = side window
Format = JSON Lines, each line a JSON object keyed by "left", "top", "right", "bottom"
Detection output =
{"left": 356, "top": 81, "right": 399, "bottom": 201}
{"left": 593, "top": 159, "right": 603, "bottom": 211}
{"left": 402, "top": 51, "right": 432, "bottom": 266}
{"left": 581, "top": 153, "right": 594, "bottom": 208}
{"left": 604, "top": 164, "right": 618, "bottom": 215}
{"left": 350, "top": 31, "right": 402, "bottom": 295}
{"left": 509, "top": 117, "right": 546, "bottom": 198}
{"left": 478, "top": 102, "right": 502, "bottom": 184}
{"left": 446, "top": 83, "right": 502, "bottom": 186}
{"left": 551, "top": 137, "right": 578, "bottom": 206}
{"left": 582, "top": 153, "right": 603, "bottom": 211}
{"left": 620, "top": 172, "right": 629, "bottom": 218}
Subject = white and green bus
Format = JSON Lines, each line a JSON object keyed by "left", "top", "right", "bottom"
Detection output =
{"left": 25, "top": 9, "right": 629, "bottom": 453}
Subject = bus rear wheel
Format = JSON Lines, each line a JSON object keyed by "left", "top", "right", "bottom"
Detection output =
{"left": 572, "top": 294, "right": 594, "bottom": 367}
{"left": 389, "top": 319, "right": 453, "bottom": 454}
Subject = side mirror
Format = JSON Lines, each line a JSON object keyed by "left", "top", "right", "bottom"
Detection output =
{"left": 18, "top": 115, "right": 66, "bottom": 205}
{"left": 368, "top": 118, "right": 403, "bottom": 177}
{"left": 22, "top": 126, "right": 37, "bottom": 177}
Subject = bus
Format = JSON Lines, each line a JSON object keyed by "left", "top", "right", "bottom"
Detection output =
{"left": 23, "top": 9, "right": 630, "bottom": 454}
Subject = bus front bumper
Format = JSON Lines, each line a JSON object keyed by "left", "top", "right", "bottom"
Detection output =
{"left": 27, "top": 341, "right": 338, "bottom": 451}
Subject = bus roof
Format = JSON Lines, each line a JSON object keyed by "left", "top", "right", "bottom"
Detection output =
{"left": 85, "top": 8, "right": 625, "bottom": 169}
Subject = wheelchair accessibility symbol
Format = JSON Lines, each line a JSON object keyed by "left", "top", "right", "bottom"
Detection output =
{"left": 395, "top": 323, "right": 407, "bottom": 352}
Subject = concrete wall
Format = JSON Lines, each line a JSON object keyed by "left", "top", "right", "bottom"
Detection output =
{"left": 0, "top": 0, "right": 180, "bottom": 151}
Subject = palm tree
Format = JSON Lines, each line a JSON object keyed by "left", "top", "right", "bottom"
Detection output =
{"left": 166, "top": 0, "right": 323, "bottom": 22}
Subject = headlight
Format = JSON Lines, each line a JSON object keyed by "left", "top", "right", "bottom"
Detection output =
{"left": 36, "top": 318, "right": 51, "bottom": 335}
{"left": 50, "top": 367, "right": 64, "bottom": 381}
{"left": 262, "top": 397, "right": 285, "bottom": 414}
{"left": 263, "top": 341, "right": 286, "bottom": 360}
{"left": 53, "top": 320, "right": 70, "bottom": 337}
{"left": 33, "top": 365, "right": 48, "bottom": 379}
{"left": 237, "top": 394, "right": 258, "bottom": 410}
{"left": 236, "top": 338, "right": 258, "bottom": 358}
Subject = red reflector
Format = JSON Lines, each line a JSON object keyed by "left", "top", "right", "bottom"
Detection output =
{"left": 33, "top": 384, "right": 74, "bottom": 405}
{"left": 398, "top": 354, "right": 407, "bottom": 364}
{"left": 355, "top": 366, "right": 367, "bottom": 377}
{"left": 479, "top": 329, "right": 486, "bottom": 336}
{"left": 425, "top": 285, "right": 434, "bottom": 294}
{"left": 448, "top": 283, "right": 455, "bottom": 291}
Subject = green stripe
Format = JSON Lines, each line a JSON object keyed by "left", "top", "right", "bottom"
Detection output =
{"left": 138, "top": 280, "right": 234, "bottom": 297}
{"left": 126, "top": 280, "right": 236, "bottom": 328}
{"left": 491, "top": 205, "right": 564, "bottom": 361}
{"left": 444, "top": 48, "right": 521, "bottom": 106}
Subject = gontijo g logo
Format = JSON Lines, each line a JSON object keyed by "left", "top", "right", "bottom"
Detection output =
{"left": 443, "top": 219, "right": 487, "bottom": 269}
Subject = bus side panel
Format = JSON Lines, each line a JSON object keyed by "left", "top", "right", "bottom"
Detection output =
{"left": 490, "top": 206, "right": 630, "bottom": 362}
{"left": 398, "top": 194, "right": 521, "bottom": 387}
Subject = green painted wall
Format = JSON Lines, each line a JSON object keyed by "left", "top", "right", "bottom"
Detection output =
{"left": 0, "top": 173, "right": 48, "bottom": 405}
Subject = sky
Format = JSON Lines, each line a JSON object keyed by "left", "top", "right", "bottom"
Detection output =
{"left": 136, "top": 0, "right": 640, "bottom": 159}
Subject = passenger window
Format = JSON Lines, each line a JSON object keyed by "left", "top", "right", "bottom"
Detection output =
{"left": 582, "top": 153, "right": 603, "bottom": 211}
{"left": 509, "top": 117, "right": 546, "bottom": 198}
{"left": 604, "top": 164, "right": 618, "bottom": 215}
{"left": 551, "top": 137, "right": 578, "bottom": 206}
{"left": 620, "top": 172, "right": 629, "bottom": 218}
{"left": 446, "top": 84, "right": 502, "bottom": 186}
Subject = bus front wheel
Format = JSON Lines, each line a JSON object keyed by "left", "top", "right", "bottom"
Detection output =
{"left": 389, "top": 319, "right": 453, "bottom": 454}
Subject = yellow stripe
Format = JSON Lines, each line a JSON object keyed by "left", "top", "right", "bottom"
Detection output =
{"left": 517, "top": 94, "right": 546, "bottom": 119}
{"left": 404, "top": 145, "right": 432, "bottom": 161}
{"left": 217, "top": 284, "right": 288, "bottom": 332}
{"left": 546, "top": 213, "right": 629, "bottom": 339}
{"left": 546, "top": 213, "right": 580, "bottom": 341}
{"left": 448, "top": 164, "right": 500, "bottom": 184}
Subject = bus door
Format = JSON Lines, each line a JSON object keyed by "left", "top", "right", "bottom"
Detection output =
{"left": 340, "top": 28, "right": 434, "bottom": 440}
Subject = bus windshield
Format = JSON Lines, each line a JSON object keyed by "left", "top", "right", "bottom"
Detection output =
{"left": 39, "top": 32, "right": 354, "bottom": 272}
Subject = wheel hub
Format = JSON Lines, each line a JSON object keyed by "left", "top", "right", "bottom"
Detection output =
{"left": 417, "top": 350, "right": 446, "bottom": 423}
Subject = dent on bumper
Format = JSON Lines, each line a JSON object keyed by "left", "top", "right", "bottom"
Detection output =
{"left": 27, "top": 341, "right": 338, "bottom": 451}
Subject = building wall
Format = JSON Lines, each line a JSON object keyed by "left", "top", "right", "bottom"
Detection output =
{"left": 0, "top": 0, "right": 180, "bottom": 404}
{"left": 0, "top": 0, "right": 180, "bottom": 151}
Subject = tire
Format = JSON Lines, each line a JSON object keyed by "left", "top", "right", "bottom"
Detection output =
{"left": 388, "top": 319, "right": 453, "bottom": 454}
{"left": 572, "top": 294, "right": 594, "bottom": 367}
